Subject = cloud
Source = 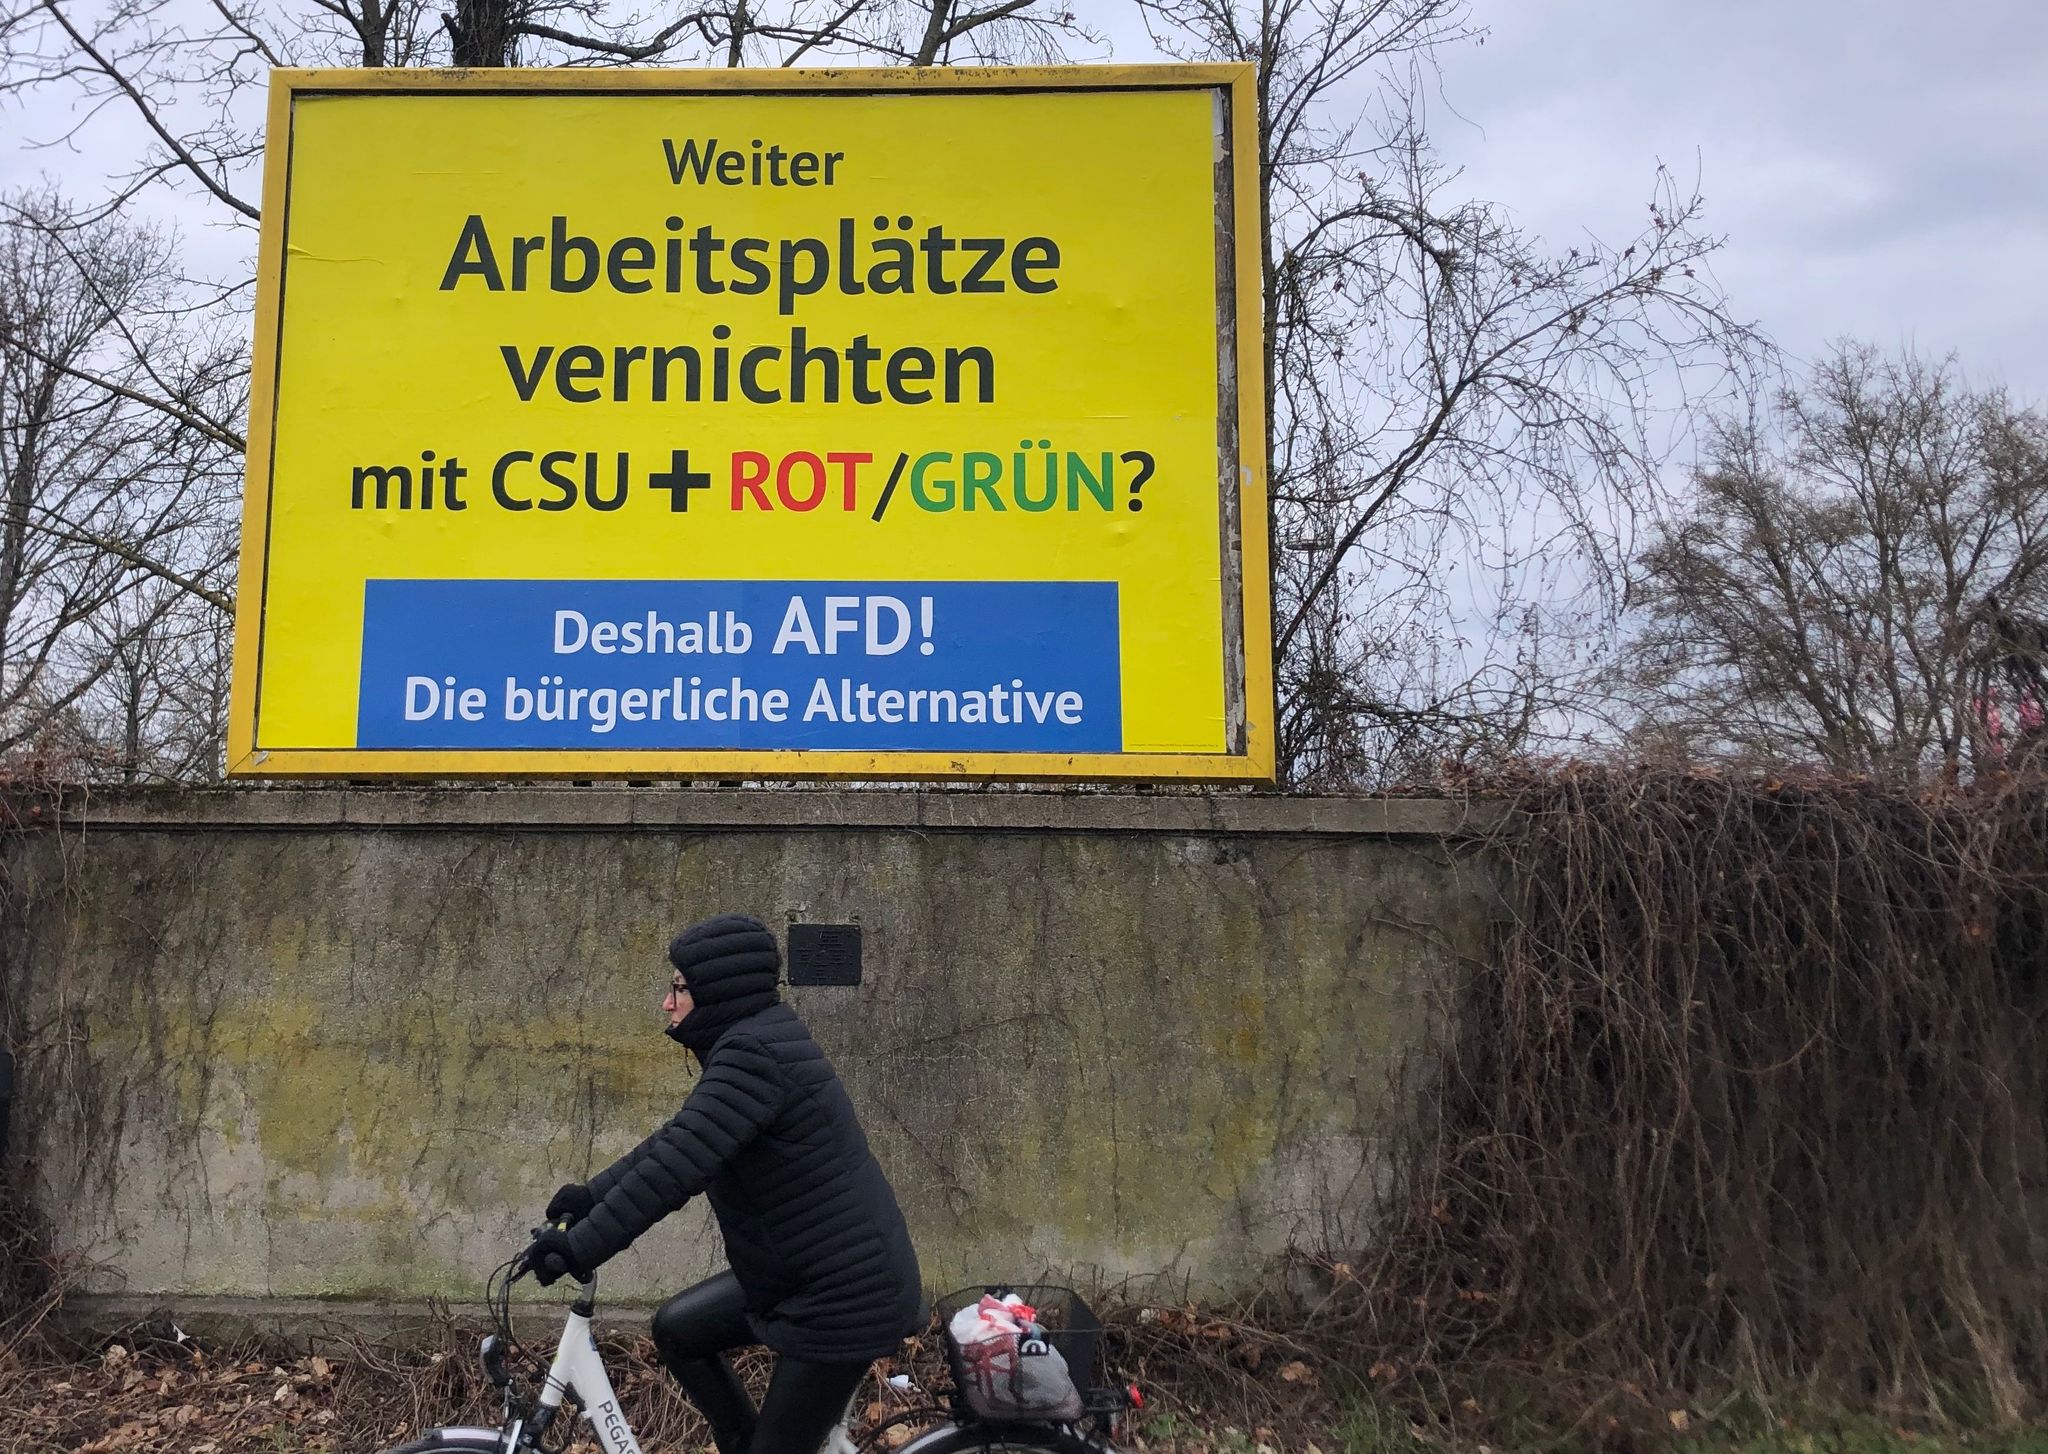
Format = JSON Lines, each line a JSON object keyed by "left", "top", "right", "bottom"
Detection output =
{"left": 1425, "top": 0, "right": 2048, "bottom": 394}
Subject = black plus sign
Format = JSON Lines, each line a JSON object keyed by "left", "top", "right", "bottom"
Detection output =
{"left": 648, "top": 449, "right": 713, "bottom": 512}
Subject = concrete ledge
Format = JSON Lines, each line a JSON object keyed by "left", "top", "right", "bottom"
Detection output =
{"left": 55, "top": 786, "right": 1503, "bottom": 837}
{"left": 55, "top": 1293, "right": 658, "bottom": 1350}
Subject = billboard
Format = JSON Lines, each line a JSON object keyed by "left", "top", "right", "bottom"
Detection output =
{"left": 228, "top": 65, "right": 1270, "bottom": 779}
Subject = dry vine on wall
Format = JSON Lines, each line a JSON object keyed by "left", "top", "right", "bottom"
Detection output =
{"left": 1336, "top": 769, "right": 2048, "bottom": 1426}
{"left": 0, "top": 784, "right": 78, "bottom": 1359}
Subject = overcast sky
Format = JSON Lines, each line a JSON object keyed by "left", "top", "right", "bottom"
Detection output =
{"left": 7, "top": 0, "right": 2046, "bottom": 399}
{"left": 1165, "top": 0, "right": 2048, "bottom": 399}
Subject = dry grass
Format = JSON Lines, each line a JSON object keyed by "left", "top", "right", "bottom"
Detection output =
{"left": 1328, "top": 767, "right": 2048, "bottom": 1431}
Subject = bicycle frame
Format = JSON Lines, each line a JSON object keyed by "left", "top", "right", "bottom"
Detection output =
{"left": 533, "top": 1281, "right": 637, "bottom": 1454}
{"left": 505, "top": 1274, "right": 860, "bottom": 1454}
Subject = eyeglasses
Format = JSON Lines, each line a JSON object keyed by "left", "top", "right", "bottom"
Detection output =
{"left": 668, "top": 977, "right": 689, "bottom": 997}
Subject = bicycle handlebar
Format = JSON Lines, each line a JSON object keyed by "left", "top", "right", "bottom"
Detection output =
{"left": 511, "top": 1218, "right": 596, "bottom": 1291}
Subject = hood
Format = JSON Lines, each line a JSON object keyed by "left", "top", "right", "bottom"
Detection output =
{"left": 667, "top": 913, "right": 782, "bottom": 1054}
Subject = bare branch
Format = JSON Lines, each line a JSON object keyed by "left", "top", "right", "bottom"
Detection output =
{"left": 3, "top": 505, "right": 233, "bottom": 613}
{"left": 35, "top": 0, "right": 261, "bottom": 221}
{"left": 0, "top": 323, "right": 246, "bottom": 452}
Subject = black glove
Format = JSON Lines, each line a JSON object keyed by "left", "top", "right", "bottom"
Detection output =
{"left": 545, "top": 1182, "right": 595, "bottom": 1225}
{"left": 520, "top": 1225, "right": 586, "bottom": 1288}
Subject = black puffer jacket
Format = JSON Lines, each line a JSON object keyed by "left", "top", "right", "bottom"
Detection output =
{"left": 567, "top": 916, "right": 924, "bottom": 1362}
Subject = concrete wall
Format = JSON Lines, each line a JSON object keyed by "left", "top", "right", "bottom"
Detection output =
{"left": 1, "top": 788, "right": 1495, "bottom": 1316}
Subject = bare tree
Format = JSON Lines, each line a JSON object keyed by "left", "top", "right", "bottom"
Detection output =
{"left": 56, "top": 579, "right": 233, "bottom": 779}
{"left": 1136, "top": 0, "right": 1759, "bottom": 787}
{"left": 0, "top": 190, "right": 242, "bottom": 771}
{"left": 1615, "top": 344, "right": 2048, "bottom": 782}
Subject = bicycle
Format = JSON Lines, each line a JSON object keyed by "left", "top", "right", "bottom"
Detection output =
{"left": 376, "top": 1247, "right": 1139, "bottom": 1454}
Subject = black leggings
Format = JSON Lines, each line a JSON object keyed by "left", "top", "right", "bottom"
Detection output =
{"left": 652, "top": 1271, "right": 872, "bottom": 1454}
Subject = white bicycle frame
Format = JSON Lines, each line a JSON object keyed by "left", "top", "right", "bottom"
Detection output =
{"left": 509, "top": 1274, "right": 862, "bottom": 1454}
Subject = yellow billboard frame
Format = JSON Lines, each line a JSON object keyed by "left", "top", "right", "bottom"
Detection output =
{"left": 227, "top": 63, "right": 1271, "bottom": 782}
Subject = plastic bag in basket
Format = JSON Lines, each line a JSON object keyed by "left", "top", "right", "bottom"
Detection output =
{"left": 949, "top": 1294, "right": 1084, "bottom": 1422}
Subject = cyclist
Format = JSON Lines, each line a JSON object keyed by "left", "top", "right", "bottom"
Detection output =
{"left": 520, "top": 913, "right": 923, "bottom": 1454}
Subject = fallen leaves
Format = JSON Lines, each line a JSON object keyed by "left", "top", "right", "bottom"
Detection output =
{"left": 77, "top": 1420, "right": 151, "bottom": 1453}
{"left": 4, "top": 1343, "right": 361, "bottom": 1453}
{"left": 12, "top": 1307, "right": 1348, "bottom": 1454}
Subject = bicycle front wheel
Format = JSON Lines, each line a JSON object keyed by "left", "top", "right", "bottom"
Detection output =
{"left": 895, "top": 1420, "right": 1113, "bottom": 1454}
{"left": 373, "top": 1427, "right": 512, "bottom": 1453}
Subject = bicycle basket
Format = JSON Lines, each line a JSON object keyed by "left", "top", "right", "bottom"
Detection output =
{"left": 937, "top": 1285, "right": 1101, "bottom": 1425}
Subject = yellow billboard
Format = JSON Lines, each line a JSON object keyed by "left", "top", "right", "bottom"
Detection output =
{"left": 228, "top": 65, "right": 1270, "bottom": 780}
